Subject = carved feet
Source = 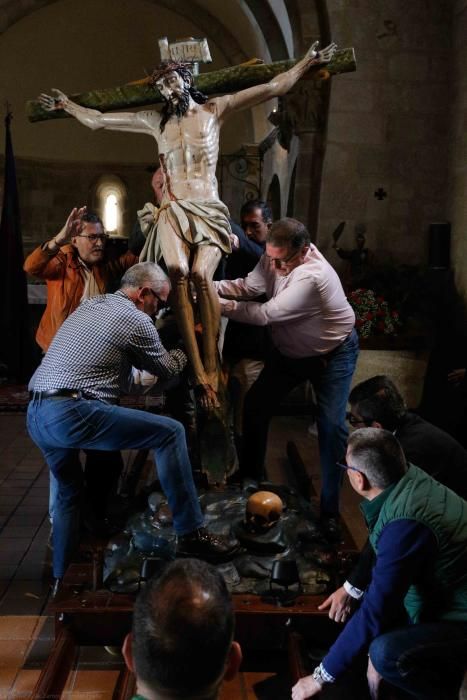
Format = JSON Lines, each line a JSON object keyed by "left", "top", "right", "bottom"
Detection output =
{"left": 194, "top": 383, "right": 220, "bottom": 412}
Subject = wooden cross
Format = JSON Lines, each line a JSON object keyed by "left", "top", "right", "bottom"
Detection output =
{"left": 26, "top": 48, "right": 356, "bottom": 123}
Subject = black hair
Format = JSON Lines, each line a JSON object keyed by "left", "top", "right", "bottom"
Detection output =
{"left": 240, "top": 199, "right": 272, "bottom": 224}
{"left": 151, "top": 63, "right": 208, "bottom": 134}
{"left": 349, "top": 375, "right": 407, "bottom": 432}
{"left": 132, "top": 559, "right": 234, "bottom": 697}
{"left": 81, "top": 212, "right": 104, "bottom": 228}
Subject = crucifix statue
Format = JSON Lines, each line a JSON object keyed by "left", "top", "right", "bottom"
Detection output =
{"left": 38, "top": 40, "right": 338, "bottom": 410}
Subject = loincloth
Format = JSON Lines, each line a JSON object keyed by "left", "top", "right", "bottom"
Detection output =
{"left": 139, "top": 198, "right": 232, "bottom": 263}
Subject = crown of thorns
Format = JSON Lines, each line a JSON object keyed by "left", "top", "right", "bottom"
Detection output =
{"left": 150, "top": 62, "right": 193, "bottom": 89}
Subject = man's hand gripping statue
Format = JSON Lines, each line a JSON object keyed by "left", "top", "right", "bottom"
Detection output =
{"left": 39, "top": 41, "right": 337, "bottom": 412}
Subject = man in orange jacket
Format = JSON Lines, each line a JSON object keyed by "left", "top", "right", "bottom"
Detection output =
{"left": 24, "top": 206, "right": 137, "bottom": 532}
{"left": 24, "top": 206, "right": 137, "bottom": 351}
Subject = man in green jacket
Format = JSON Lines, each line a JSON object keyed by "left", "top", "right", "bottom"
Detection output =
{"left": 292, "top": 428, "right": 467, "bottom": 700}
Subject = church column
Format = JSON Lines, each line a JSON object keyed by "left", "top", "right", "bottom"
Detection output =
{"left": 271, "top": 78, "right": 330, "bottom": 241}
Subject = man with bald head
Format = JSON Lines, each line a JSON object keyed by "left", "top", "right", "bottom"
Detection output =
{"left": 123, "top": 558, "right": 242, "bottom": 700}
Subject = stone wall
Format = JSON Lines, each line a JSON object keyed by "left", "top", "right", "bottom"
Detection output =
{"left": 318, "top": 0, "right": 453, "bottom": 274}
{"left": 447, "top": 0, "right": 467, "bottom": 304}
{"left": 0, "top": 156, "right": 154, "bottom": 256}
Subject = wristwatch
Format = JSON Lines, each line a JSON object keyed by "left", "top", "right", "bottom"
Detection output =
{"left": 312, "top": 665, "right": 327, "bottom": 686}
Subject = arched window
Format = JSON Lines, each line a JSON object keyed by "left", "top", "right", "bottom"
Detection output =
{"left": 91, "top": 175, "right": 128, "bottom": 237}
{"left": 104, "top": 193, "right": 119, "bottom": 232}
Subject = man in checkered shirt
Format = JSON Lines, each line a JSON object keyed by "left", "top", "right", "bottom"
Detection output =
{"left": 28, "top": 262, "right": 239, "bottom": 587}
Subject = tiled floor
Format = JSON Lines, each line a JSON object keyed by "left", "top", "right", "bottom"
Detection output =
{"left": 0, "top": 409, "right": 368, "bottom": 698}
{"left": 0, "top": 411, "right": 399, "bottom": 698}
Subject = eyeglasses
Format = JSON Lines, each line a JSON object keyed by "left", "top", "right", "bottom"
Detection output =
{"left": 76, "top": 234, "right": 109, "bottom": 243}
{"left": 336, "top": 461, "right": 364, "bottom": 474}
{"left": 266, "top": 248, "right": 302, "bottom": 269}
{"left": 345, "top": 411, "right": 372, "bottom": 427}
{"left": 149, "top": 288, "right": 167, "bottom": 309}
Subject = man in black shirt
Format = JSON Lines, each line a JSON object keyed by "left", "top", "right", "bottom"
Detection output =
{"left": 222, "top": 201, "right": 271, "bottom": 454}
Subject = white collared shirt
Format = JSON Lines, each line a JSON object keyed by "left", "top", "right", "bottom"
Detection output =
{"left": 216, "top": 245, "right": 355, "bottom": 358}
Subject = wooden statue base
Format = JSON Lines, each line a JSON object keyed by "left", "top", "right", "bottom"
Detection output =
{"left": 32, "top": 444, "right": 358, "bottom": 699}
{"left": 33, "top": 558, "right": 334, "bottom": 700}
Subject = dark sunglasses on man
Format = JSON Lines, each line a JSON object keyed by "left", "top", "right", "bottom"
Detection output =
{"left": 345, "top": 411, "right": 372, "bottom": 427}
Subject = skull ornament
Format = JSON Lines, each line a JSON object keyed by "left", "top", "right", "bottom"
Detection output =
{"left": 245, "top": 491, "right": 283, "bottom": 534}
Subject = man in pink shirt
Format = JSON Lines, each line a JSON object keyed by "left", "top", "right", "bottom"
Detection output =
{"left": 216, "top": 217, "right": 358, "bottom": 535}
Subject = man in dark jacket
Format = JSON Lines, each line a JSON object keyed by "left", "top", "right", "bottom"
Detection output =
{"left": 224, "top": 199, "right": 271, "bottom": 281}
{"left": 292, "top": 428, "right": 467, "bottom": 699}
{"left": 347, "top": 374, "right": 467, "bottom": 498}
{"left": 320, "top": 375, "right": 467, "bottom": 631}
{"left": 222, "top": 201, "right": 271, "bottom": 453}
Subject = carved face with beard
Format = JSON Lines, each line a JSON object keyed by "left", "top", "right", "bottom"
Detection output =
{"left": 156, "top": 71, "right": 191, "bottom": 132}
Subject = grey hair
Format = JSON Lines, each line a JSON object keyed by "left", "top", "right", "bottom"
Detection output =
{"left": 347, "top": 427, "right": 407, "bottom": 489}
{"left": 120, "top": 262, "right": 170, "bottom": 294}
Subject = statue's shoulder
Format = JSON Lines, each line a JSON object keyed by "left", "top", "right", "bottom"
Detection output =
{"left": 137, "top": 109, "right": 161, "bottom": 127}
{"left": 207, "top": 93, "right": 231, "bottom": 119}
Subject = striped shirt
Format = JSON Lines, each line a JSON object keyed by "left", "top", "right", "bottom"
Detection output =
{"left": 33, "top": 291, "right": 186, "bottom": 401}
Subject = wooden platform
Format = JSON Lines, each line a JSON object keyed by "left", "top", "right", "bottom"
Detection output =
{"left": 31, "top": 440, "right": 358, "bottom": 698}
{"left": 32, "top": 557, "right": 334, "bottom": 699}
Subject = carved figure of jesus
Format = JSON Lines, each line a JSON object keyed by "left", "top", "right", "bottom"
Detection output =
{"left": 39, "top": 42, "right": 336, "bottom": 409}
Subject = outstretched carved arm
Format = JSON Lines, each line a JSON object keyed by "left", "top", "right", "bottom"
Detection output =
{"left": 38, "top": 88, "right": 157, "bottom": 134}
{"left": 219, "top": 41, "right": 337, "bottom": 117}
{"left": 269, "top": 41, "right": 338, "bottom": 96}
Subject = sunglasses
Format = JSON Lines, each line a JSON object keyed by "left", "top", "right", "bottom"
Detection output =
{"left": 345, "top": 411, "right": 372, "bottom": 427}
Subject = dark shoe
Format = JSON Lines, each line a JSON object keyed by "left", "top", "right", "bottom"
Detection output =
{"left": 177, "top": 528, "right": 240, "bottom": 563}
{"left": 320, "top": 516, "right": 342, "bottom": 543}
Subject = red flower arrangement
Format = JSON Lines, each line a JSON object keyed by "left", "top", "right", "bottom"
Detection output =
{"left": 348, "top": 288, "right": 400, "bottom": 338}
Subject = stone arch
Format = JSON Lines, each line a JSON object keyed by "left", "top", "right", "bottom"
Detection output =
{"left": 266, "top": 174, "right": 281, "bottom": 221}
{"left": 286, "top": 160, "right": 297, "bottom": 217}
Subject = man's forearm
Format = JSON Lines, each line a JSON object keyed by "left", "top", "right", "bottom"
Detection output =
{"left": 219, "top": 298, "right": 269, "bottom": 326}
{"left": 215, "top": 277, "right": 263, "bottom": 300}
{"left": 346, "top": 538, "right": 375, "bottom": 592}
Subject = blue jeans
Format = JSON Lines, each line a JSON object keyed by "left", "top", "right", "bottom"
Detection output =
{"left": 369, "top": 622, "right": 467, "bottom": 699}
{"left": 27, "top": 396, "right": 204, "bottom": 577}
{"left": 48, "top": 450, "right": 124, "bottom": 523}
{"left": 240, "top": 329, "right": 359, "bottom": 516}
